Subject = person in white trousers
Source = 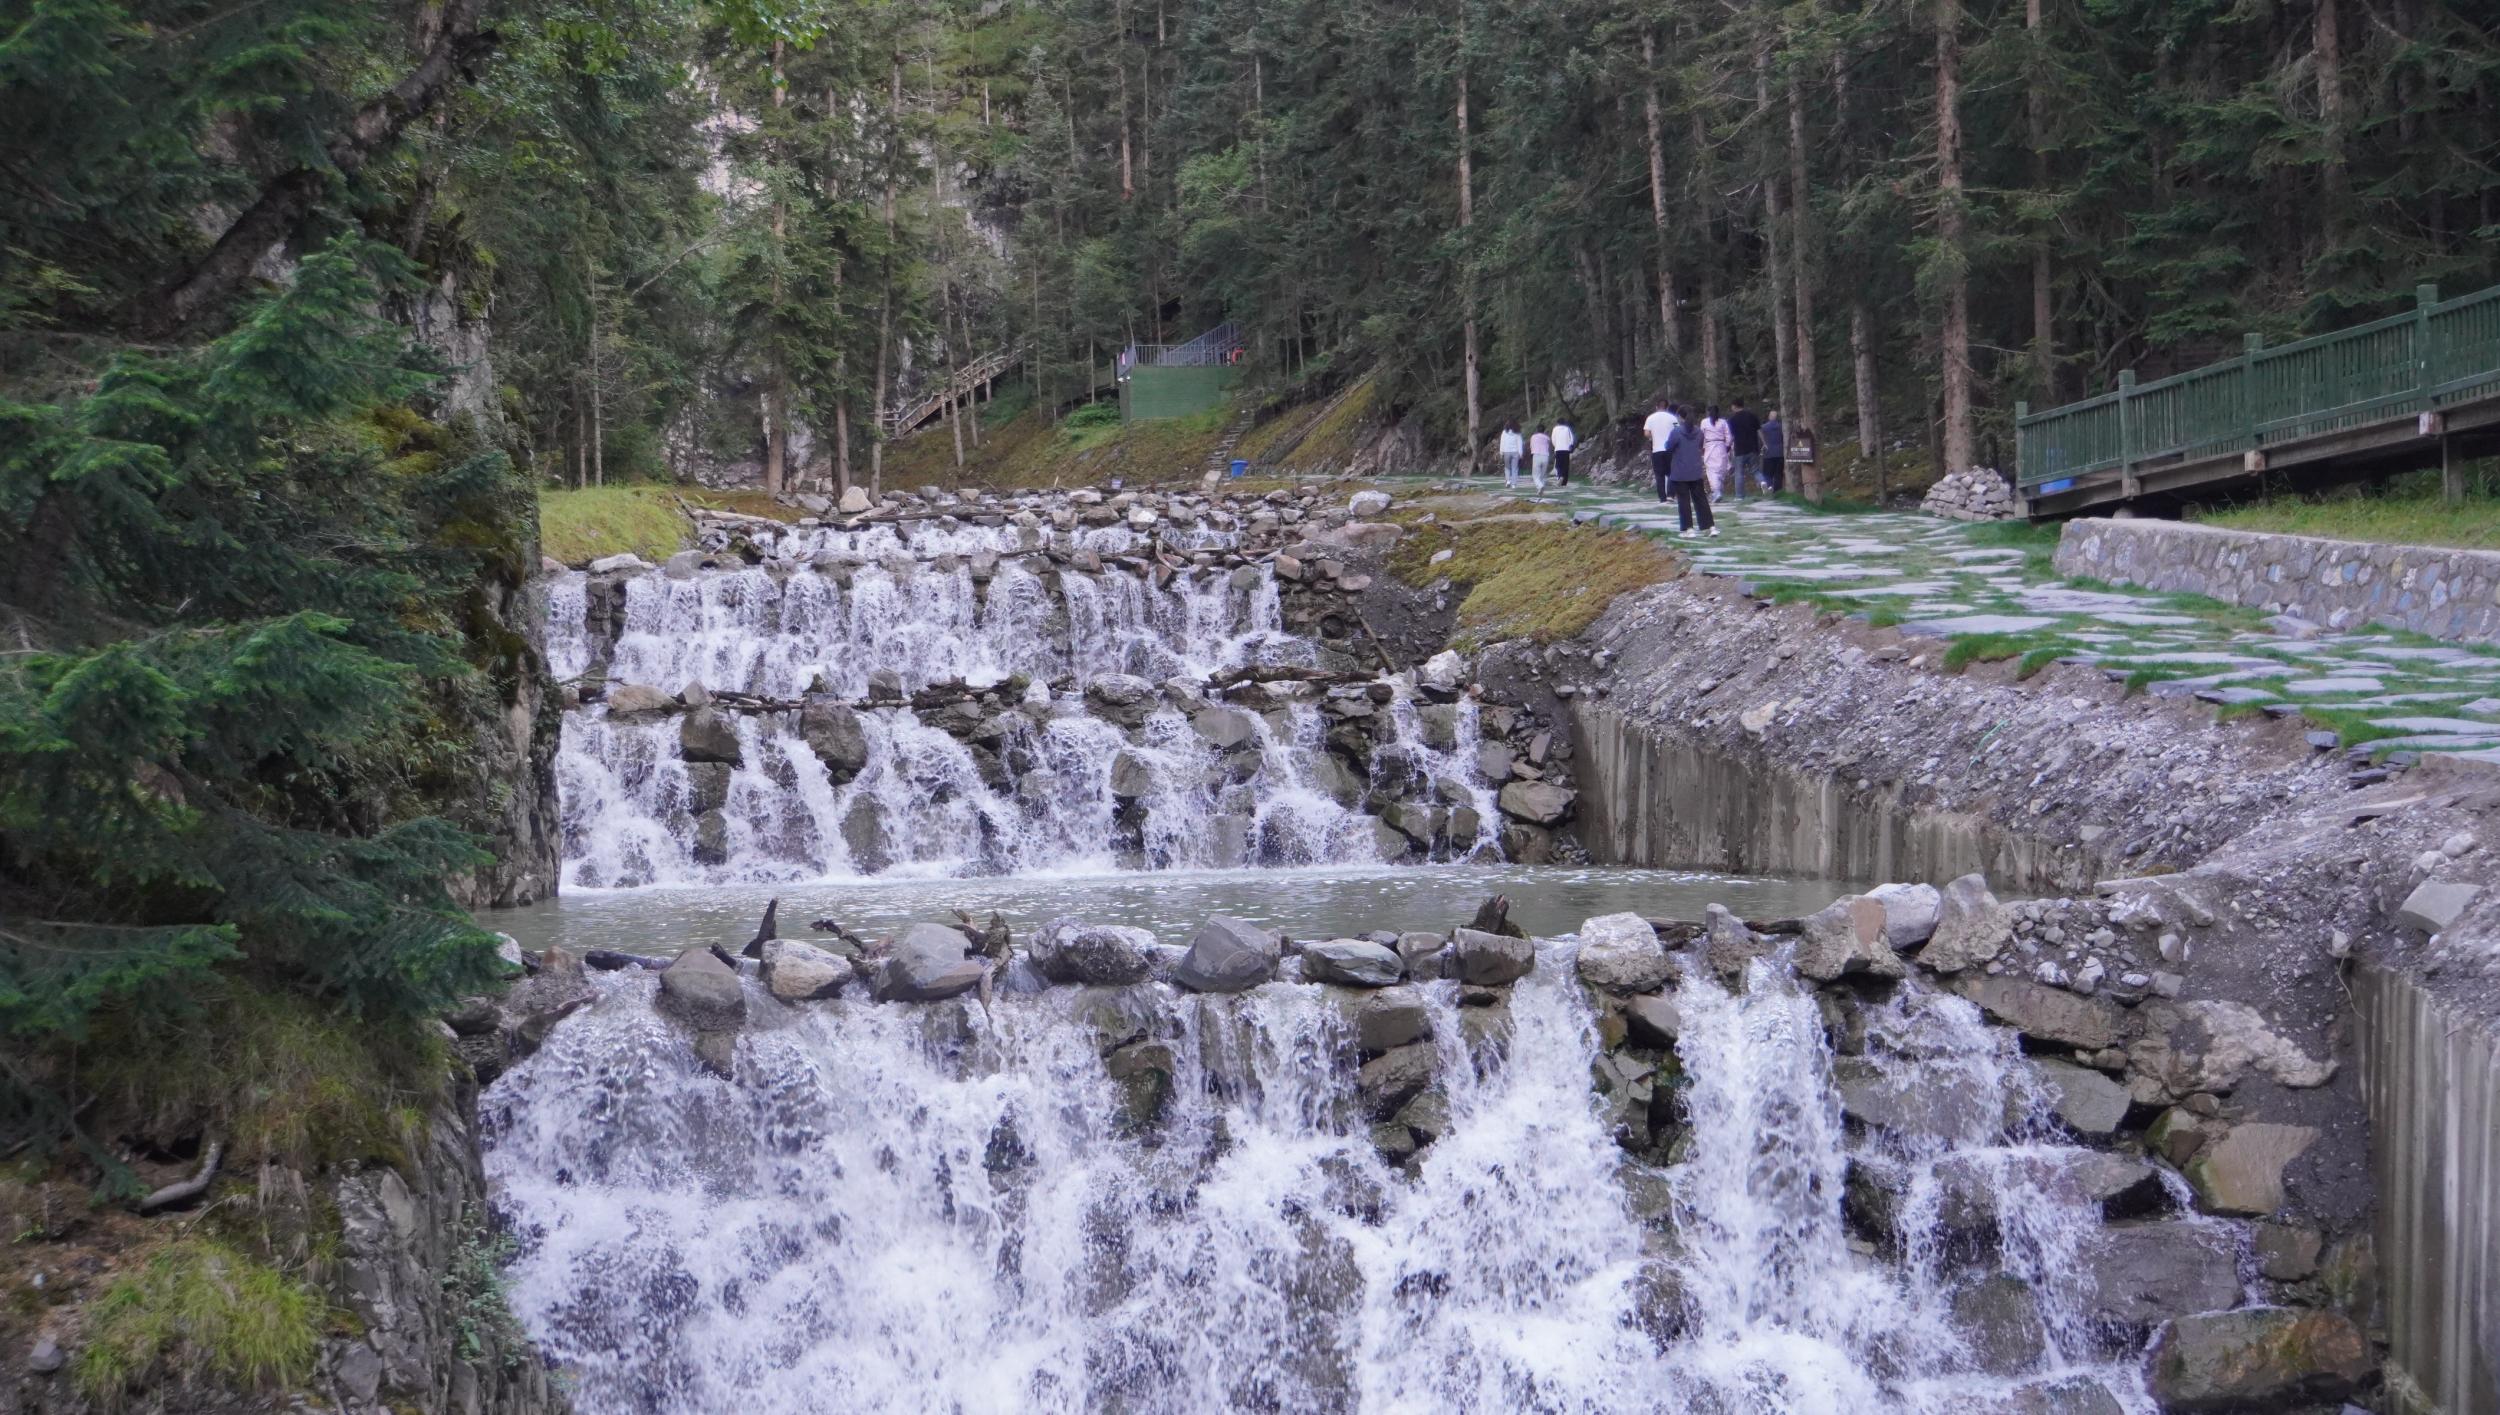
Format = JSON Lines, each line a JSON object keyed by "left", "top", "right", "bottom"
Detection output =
{"left": 1498, "top": 421, "right": 1524, "bottom": 487}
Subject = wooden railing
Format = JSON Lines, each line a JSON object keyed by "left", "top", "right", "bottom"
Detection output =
{"left": 881, "top": 347, "right": 1018, "bottom": 438}
{"left": 2018, "top": 282, "right": 2500, "bottom": 491}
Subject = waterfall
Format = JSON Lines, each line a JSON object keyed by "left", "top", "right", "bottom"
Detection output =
{"left": 483, "top": 944, "right": 2173, "bottom": 1414}
{"left": 549, "top": 521, "right": 1475, "bottom": 888}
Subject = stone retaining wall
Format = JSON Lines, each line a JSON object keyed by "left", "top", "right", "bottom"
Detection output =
{"left": 2055, "top": 517, "right": 2500, "bottom": 645}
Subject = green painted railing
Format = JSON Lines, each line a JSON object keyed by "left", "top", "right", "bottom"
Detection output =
{"left": 2018, "top": 281, "right": 2500, "bottom": 491}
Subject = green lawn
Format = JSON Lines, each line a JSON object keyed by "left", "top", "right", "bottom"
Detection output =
{"left": 2192, "top": 473, "right": 2500, "bottom": 551}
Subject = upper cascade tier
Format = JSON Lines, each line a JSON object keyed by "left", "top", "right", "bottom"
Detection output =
{"left": 543, "top": 485, "right": 1547, "bottom": 889}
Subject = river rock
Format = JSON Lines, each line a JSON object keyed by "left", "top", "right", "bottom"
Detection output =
{"left": 605, "top": 681, "right": 676, "bottom": 718}
{"left": 1950, "top": 1272, "right": 2047, "bottom": 1375}
{"left": 1356, "top": 986, "right": 1434, "bottom": 1053}
{"left": 1357, "top": 1042, "right": 1437, "bottom": 1119}
{"left": 1028, "top": 917, "right": 1160, "bottom": 986}
{"left": 1833, "top": 1057, "right": 2003, "bottom": 1139}
{"left": 1794, "top": 895, "right": 1906, "bottom": 982}
{"left": 1103, "top": 1039, "right": 1178, "bottom": 1133}
{"left": 1303, "top": 939, "right": 1405, "bottom": 987}
{"left": 876, "top": 922, "right": 986, "bottom": 1001}
{"left": 684, "top": 760, "right": 732, "bottom": 815}
{"left": 1955, "top": 975, "right": 2127, "bottom": 1051}
{"left": 1085, "top": 673, "right": 1159, "bottom": 727}
{"left": 1395, "top": 931, "right": 1447, "bottom": 974}
{"left": 1379, "top": 799, "right": 1443, "bottom": 846}
{"left": 1622, "top": 993, "right": 1682, "bottom": 1047}
{"left": 759, "top": 939, "right": 852, "bottom": 1002}
{"left": 1865, "top": 882, "right": 1943, "bottom": 949}
{"left": 1919, "top": 873, "right": 2010, "bottom": 972}
{"left": 1931, "top": 1149, "right": 2165, "bottom": 1232}
{"left": 2185, "top": 1121, "right": 2319, "bottom": 1216}
{"left": 800, "top": 701, "right": 869, "bottom": 781}
{"left": 1348, "top": 488, "right": 1393, "bottom": 516}
{"left": 588, "top": 551, "right": 649, "bottom": 573}
{"left": 1173, "top": 915, "right": 1282, "bottom": 992}
{"left": 2004, "top": 1376, "right": 2125, "bottom": 1415}
{"left": 1109, "top": 748, "right": 1156, "bottom": 801}
{"left": 2144, "top": 1307, "right": 2373, "bottom": 1412}
{"left": 1703, "top": 903, "right": 1768, "bottom": 981}
{"left": 679, "top": 706, "right": 743, "bottom": 766}
{"left": 657, "top": 947, "right": 745, "bottom": 1077}
{"left": 1496, "top": 780, "right": 1575, "bottom": 825}
{"left": 1418, "top": 649, "right": 1466, "bottom": 697}
{"left": 1191, "top": 706, "right": 1260, "bottom": 751}
{"left": 2124, "top": 998, "right": 2336, "bottom": 1104}
{"left": 837, "top": 485, "right": 873, "bottom": 514}
{"left": 1575, "top": 913, "right": 1673, "bottom": 993}
{"left": 2073, "top": 1220, "right": 2242, "bottom": 1330}
{"left": 2031, "top": 1057, "right": 2133, "bottom": 1135}
{"left": 2395, "top": 878, "right": 2478, "bottom": 934}
{"left": 692, "top": 807, "right": 729, "bottom": 865}
{"left": 1449, "top": 927, "right": 1535, "bottom": 985}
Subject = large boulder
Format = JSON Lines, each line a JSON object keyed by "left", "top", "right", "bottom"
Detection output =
{"left": 1109, "top": 749, "right": 1157, "bottom": 801}
{"left": 1191, "top": 706, "right": 1261, "bottom": 752}
{"left": 1418, "top": 649, "right": 1467, "bottom": 697}
{"left": 657, "top": 947, "right": 746, "bottom": 1077}
{"left": 1496, "top": 780, "right": 1575, "bottom": 825}
{"left": 1919, "top": 873, "right": 2011, "bottom": 972}
{"left": 679, "top": 706, "right": 743, "bottom": 766}
{"left": 1172, "top": 915, "right": 1282, "bottom": 993}
{"left": 2184, "top": 1122, "right": 2319, "bottom": 1217}
{"left": 1085, "top": 673, "right": 1160, "bottom": 727}
{"left": 1622, "top": 994, "right": 1682, "bottom": 1048}
{"left": 2004, "top": 1377, "right": 2125, "bottom": 1415}
{"left": 1357, "top": 1042, "right": 1437, "bottom": 1119}
{"left": 1302, "top": 939, "right": 1405, "bottom": 988}
{"left": 800, "top": 701, "right": 870, "bottom": 781}
{"left": 1027, "top": 917, "right": 1161, "bottom": 986}
{"left": 876, "top": 923, "right": 986, "bottom": 1001}
{"left": 1448, "top": 927, "right": 1535, "bottom": 986}
{"left": 1950, "top": 1272, "right": 2046, "bottom": 1375}
{"left": 605, "top": 681, "right": 676, "bottom": 718}
{"left": 837, "top": 485, "right": 873, "bottom": 515}
{"left": 1347, "top": 488, "right": 1393, "bottom": 516}
{"left": 2144, "top": 1307, "right": 2373, "bottom": 1413}
{"left": 2073, "top": 1220, "right": 2242, "bottom": 1330}
{"left": 1574, "top": 913, "right": 1673, "bottom": 994}
{"left": 1103, "top": 1039, "right": 1179, "bottom": 1133}
{"left": 1955, "top": 975, "right": 2128, "bottom": 1051}
{"left": 1793, "top": 895, "right": 1906, "bottom": 982}
{"left": 2031, "top": 1057, "right": 2133, "bottom": 1136}
{"left": 1833, "top": 1057, "right": 2004, "bottom": 1140}
{"left": 1866, "top": 882, "right": 1942, "bottom": 950}
{"left": 1356, "top": 987, "right": 1434, "bottom": 1053}
{"left": 759, "top": 939, "right": 853, "bottom": 1002}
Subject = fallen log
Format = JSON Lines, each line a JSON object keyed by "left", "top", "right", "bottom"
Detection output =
{"left": 137, "top": 1139, "right": 223, "bottom": 1214}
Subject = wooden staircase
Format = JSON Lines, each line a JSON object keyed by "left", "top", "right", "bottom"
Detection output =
{"left": 882, "top": 348, "right": 1018, "bottom": 440}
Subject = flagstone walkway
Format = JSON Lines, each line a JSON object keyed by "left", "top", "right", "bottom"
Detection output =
{"left": 1413, "top": 475, "right": 2500, "bottom": 762}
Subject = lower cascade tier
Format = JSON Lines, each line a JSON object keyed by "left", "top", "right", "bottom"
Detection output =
{"left": 480, "top": 934, "right": 2226, "bottom": 1415}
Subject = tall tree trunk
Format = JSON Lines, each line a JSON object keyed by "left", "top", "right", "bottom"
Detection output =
{"left": 2027, "top": 0, "right": 2056, "bottom": 402}
{"left": 1786, "top": 64, "right": 1821, "bottom": 498}
{"left": 2315, "top": 0, "right": 2346, "bottom": 230}
{"left": 1688, "top": 108, "right": 1722, "bottom": 403}
{"left": 587, "top": 268, "right": 605, "bottom": 488}
{"left": 871, "top": 54, "right": 902, "bottom": 497}
{"left": 1935, "top": 0, "right": 1975, "bottom": 475}
{"left": 826, "top": 86, "right": 851, "bottom": 495}
{"left": 1640, "top": 31, "right": 1682, "bottom": 365}
{"left": 574, "top": 388, "right": 588, "bottom": 490}
{"left": 1116, "top": 0, "right": 1135, "bottom": 201}
{"left": 762, "top": 39, "right": 789, "bottom": 496}
{"left": 1758, "top": 50, "right": 1798, "bottom": 434}
{"left": 1457, "top": 5, "right": 1481, "bottom": 473}
{"left": 1851, "top": 300, "right": 1882, "bottom": 487}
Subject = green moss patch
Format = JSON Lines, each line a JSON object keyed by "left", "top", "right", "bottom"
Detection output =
{"left": 1388, "top": 512, "right": 1681, "bottom": 643}
{"left": 75, "top": 1240, "right": 322, "bottom": 1403}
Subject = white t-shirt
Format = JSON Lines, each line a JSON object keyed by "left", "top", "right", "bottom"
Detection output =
{"left": 1643, "top": 409, "right": 1678, "bottom": 452}
{"left": 1498, "top": 429, "right": 1524, "bottom": 456}
{"left": 1551, "top": 423, "right": 1575, "bottom": 451}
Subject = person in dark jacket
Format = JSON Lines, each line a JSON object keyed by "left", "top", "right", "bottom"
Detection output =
{"left": 1663, "top": 407, "right": 1714, "bottom": 536}
{"left": 1728, "top": 399, "right": 1763, "bottom": 494}
{"left": 1760, "top": 409, "right": 1786, "bottom": 495}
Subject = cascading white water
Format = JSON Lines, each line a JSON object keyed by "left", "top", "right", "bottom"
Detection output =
{"left": 483, "top": 943, "right": 2179, "bottom": 1414}
{"left": 550, "top": 520, "right": 1471, "bottom": 888}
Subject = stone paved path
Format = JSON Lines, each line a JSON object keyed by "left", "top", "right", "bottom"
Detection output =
{"left": 1404, "top": 475, "right": 2500, "bottom": 762}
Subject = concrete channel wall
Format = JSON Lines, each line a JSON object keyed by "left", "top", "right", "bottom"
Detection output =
{"left": 2056, "top": 517, "right": 2500, "bottom": 645}
{"left": 2359, "top": 966, "right": 2500, "bottom": 1415}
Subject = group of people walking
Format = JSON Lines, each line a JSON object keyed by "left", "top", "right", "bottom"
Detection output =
{"left": 1497, "top": 418, "right": 1576, "bottom": 492}
{"left": 1644, "top": 397, "right": 1785, "bottom": 536}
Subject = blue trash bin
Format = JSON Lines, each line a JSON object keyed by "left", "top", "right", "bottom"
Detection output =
{"left": 1229, "top": 459, "right": 1248, "bottom": 479}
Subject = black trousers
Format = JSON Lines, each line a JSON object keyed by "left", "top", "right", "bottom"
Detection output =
{"left": 1673, "top": 480, "right": 1714, "bottom": 531}
{"left": 1764, "top": 457, "right": 1785, "bottom": 494}
{"left": 1651, "top": 450, "right": 1672, "bottom": 501}
{"left": 1553, "top": 447, "right": 1571, "bottom": 485}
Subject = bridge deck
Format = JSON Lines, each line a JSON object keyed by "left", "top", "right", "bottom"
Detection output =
{"left": 2018, "top": 281, "right": 2500, "bottom": 517}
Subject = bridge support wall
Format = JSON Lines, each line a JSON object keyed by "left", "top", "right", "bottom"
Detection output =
{"left": 2057, "top": 518, "right": 2500, "bottom": 647}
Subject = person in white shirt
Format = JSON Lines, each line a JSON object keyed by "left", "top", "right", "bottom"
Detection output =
{"left": 1700, "top": 405, "right": 1734, "bottom": 500}
{"left": 1642, "top": 399, "right": 1680, "bottom": 502}
{"left": 1550, "top": 420, "right": 1575, "bottom": 485}
{"left": 1498, "top": 421, "right": 1525, "bottom": 487}
{"left": 1528, "top": 427, "right": 1552, "bottom": 492}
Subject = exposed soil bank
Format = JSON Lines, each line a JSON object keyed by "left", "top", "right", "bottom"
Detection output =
{"left": 1564, "top": 573, "right": 2500, "bottom": 1414}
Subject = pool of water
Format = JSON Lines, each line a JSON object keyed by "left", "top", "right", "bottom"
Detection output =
{"left": 483, "top": 863, "right": 1853, "bottom": 956}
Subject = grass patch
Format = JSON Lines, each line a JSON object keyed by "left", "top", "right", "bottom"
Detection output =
{"left": 78, "top": 981, "right": 449, "bottom": 1175}
{"left": 1960, "top": 518, "right": 2065, "bottom": 577}
{"left": 539, "top": 485, "right": 689, "bottom": 564}
{"left": 2192, "top": 473, "right": 2500, "bottom": 551}
{"left": 2287, "top": 702, "right": 2410, "bottom": 750}
{"left": 75, "top": 1240, "right": 322, "bottom": 1404}
{"left": 1942, "top": 633, "right": 2031, "bottom": 672}
{"left": 884, "top": 402, "right": 1236, "bottom": 491}
{"left": 1387, "top": 512, "right": 1681, "bottom": 642}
